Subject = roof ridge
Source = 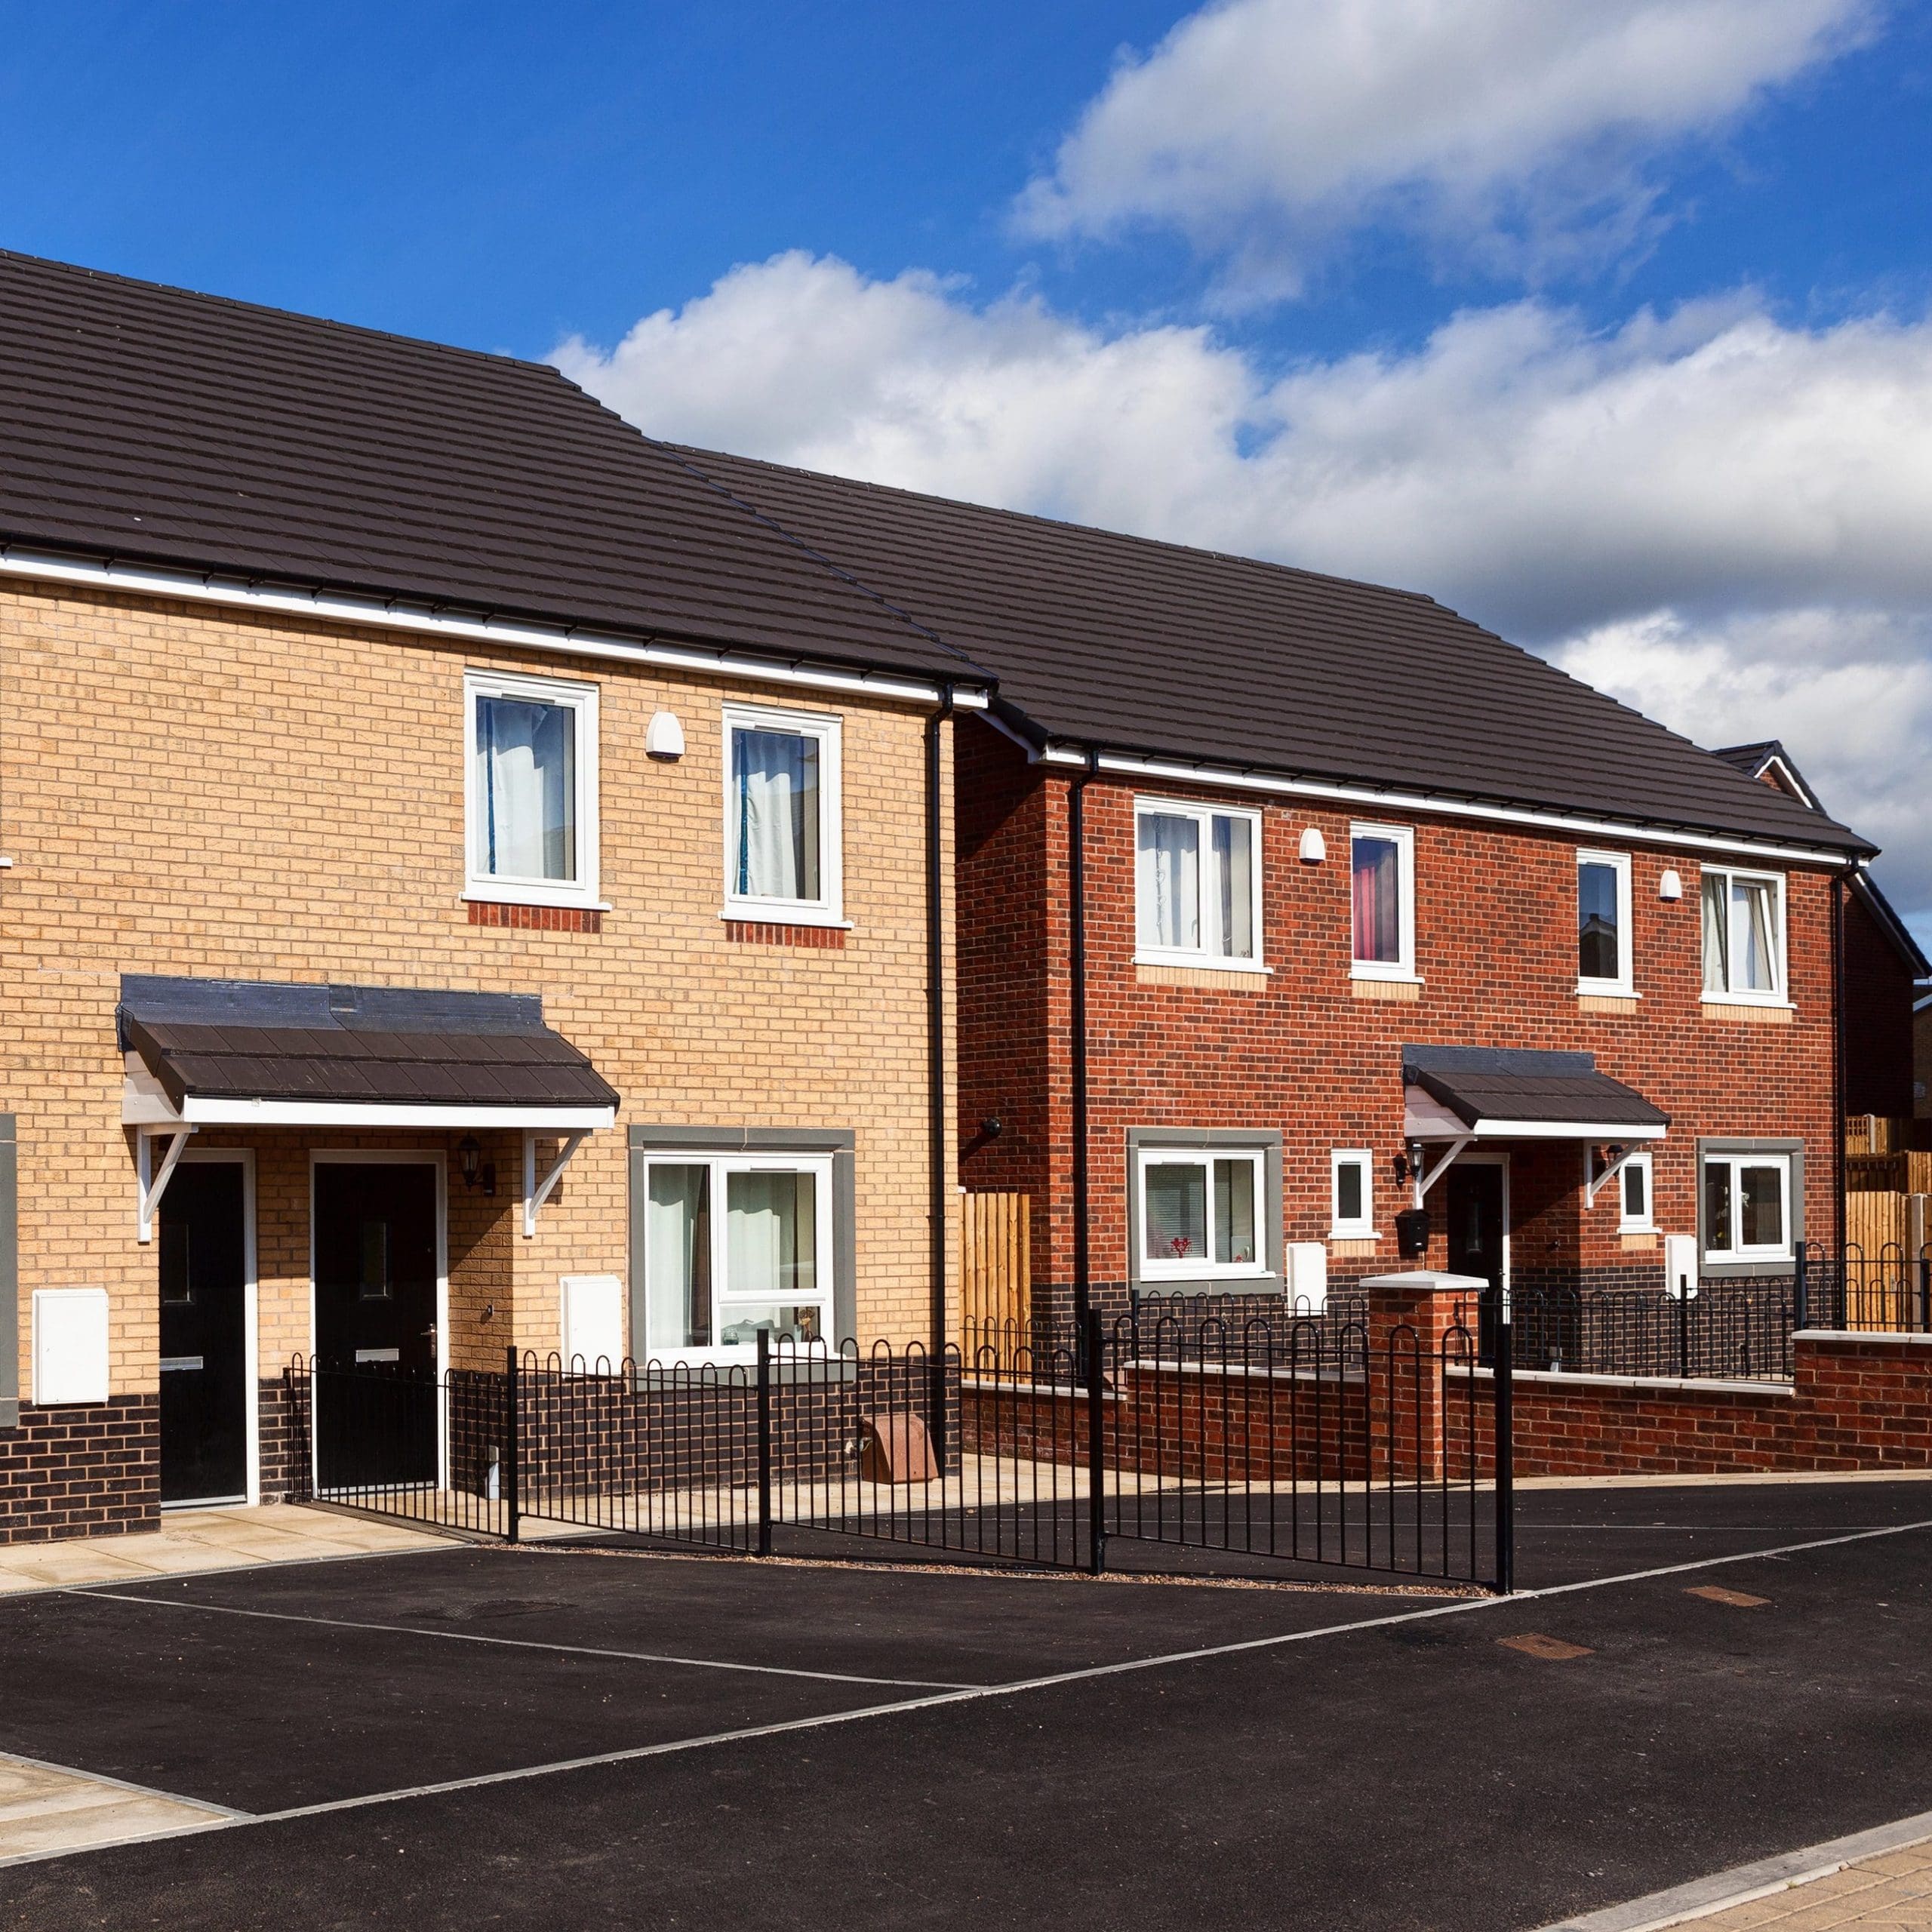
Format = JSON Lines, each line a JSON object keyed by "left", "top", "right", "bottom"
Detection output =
{"left": 668, "top": 439, "right": 1445, "bottom": 612}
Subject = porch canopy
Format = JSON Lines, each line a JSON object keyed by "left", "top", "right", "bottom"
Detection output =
{"left": 1401, "top": 1046, "right": 1666, "bottom": 1144}
{"left": 118, "top": 974, "right": 619, "bottom": 1131}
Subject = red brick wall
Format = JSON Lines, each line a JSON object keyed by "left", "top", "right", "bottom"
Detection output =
{"left": 955, "top": 721, "right": 1841, "bottom": 1315}
{"left": 1843, "top": 888, "right": 1917, "bottom": 1119}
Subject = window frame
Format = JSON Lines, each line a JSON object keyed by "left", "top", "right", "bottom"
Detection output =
{"left": 720, "top": 701, "right": 845, "bottom": 929}
{"left": 1699, "top": 865, "right": 1789, "bottom": 1007}
{"left": 1349, "top": 822, "right": 1417, "bottom": 982}
{"left": 1617, "top": 1149, "right": 1654, "bottom": 1234}
{"left": 1133, "top": 1145, "right": 1270, "bottom": 1284}
{"left": 636, "top": 1150, "right": 837, "bottom": 1366}
{"left": 463, "top": 668, "right": 601, "bottom": 910}
{"left": 1700, "top": 1148, "right": 1795, "bottom": 1267}
{"left": 1576, "top": 848, "right": 1634, "bottom": 996}
{"left": 1329, "top": 1149, "right": 1377, "bottom": 1241}
{"left": 1131, "top": 796, "right": 1268, "bottom": 971}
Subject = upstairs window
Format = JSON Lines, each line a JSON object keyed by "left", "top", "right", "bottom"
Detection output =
{"left": 465, "top": 670, "right": 598, "bottom": 907}
{"left": 1136, "top": 1148, "right": 1266, "bottom": 1281}
{"left": 1701, "top": 868, "right": 1785, "bottom": 1003}
{"left": 723, "top": 704, "right": 842, "bottom": 924}
{"left": 1577, "top": 851, "right": 1632, "bottom": 993}
{"left": 1330, "top": 1149, "right": 1376, "bottom": 1239}
{"left": 1703, "top": 1152, "right": 1790, "bottom": 1263}
{"left": 1134, "top": 800, "right": 1262, "bottom": 966}
{"left": 1350, "top": 824, "right": 1415, "bottom": 980}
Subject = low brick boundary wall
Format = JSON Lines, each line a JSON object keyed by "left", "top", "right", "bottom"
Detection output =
{"left": 1449, "top": 1331, "right": 1932, "bottom": 1478}
{"left": 0, "top": 1395, "right": 159, "bottom": 1544}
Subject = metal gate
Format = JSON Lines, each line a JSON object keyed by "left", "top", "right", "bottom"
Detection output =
{"left": 285, "top": 1303, "right": 1513, "bottom": 1590}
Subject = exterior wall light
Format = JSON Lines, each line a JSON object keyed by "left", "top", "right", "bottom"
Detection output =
{"left": 456, "top": 1134, "right": 496, "bottom": 1195}
{"left": 1298, "top": 826, "right": 1327, "bottom": 863}
{"left": 1658, "top": 869, "right": 1683, "bottom": 901}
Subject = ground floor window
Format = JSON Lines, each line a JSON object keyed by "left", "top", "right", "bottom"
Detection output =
{"left": 1701, "top": 1152, "right": 1790, "bottom": 1263}
{"left": 642, "top": 1155, "right": 833, "bottom": 1358}
{"left": 1128, "top": 1134, "right": 1283, "bottom": 1291}
{"left": 1618, "top": 1150, "right": 1654, "bottom": 1234}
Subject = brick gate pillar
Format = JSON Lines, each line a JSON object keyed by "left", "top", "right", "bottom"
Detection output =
{"left": 1362, "top": 1272, "right": 1487, "bottom": 1480}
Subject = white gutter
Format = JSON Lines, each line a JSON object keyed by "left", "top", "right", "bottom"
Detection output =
{"left": 0, "top": 545, "right": 990, "bottom": 711}
{"left": 1035, "top": 745, "right": 1857, "bottom": 869}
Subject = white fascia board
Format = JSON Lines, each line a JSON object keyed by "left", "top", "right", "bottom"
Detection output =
{"left": 1035, "top": 745, "right": 1854, "bottom": 869}
{"left": 1467, "top": 1118, "right": 1668, "bottom": 1142}
{"left": 176, "top": 1097, "right": 617, "bottom": 1130}
{"left": 0, "top": 545, "right": 989, "bottom": 712}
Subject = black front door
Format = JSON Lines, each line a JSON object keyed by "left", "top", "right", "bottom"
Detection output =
{"left": 157, "top": 1161, "right": 249, "bottom": 1505}
{"left": 1444, "top": 1161, "right": 1506, "bottom": 1363}
{"left": 314, "top": 1161, "right": 439, "bottom": 1490}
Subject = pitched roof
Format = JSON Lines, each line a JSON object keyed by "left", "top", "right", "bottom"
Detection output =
{"left": 673, "top": 445, "right": 1871, "bottom": 858}
{"left": 0, "top": 251, "right": 977, "bottom": 684}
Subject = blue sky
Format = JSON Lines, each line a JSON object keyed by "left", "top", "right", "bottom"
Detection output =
{"left": 5, "top": 1, "right": 1930, "bottom": 941}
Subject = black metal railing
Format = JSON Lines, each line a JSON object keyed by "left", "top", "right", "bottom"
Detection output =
{"left": 1795, "top": 1242, "right": 1932, "bottom": 1335}
{"left": 1495, "top": 1278, "right": 1798, "bottom": 1382}
{"left": 286, "top": 1307, "right": 1511, "bottom": 1592}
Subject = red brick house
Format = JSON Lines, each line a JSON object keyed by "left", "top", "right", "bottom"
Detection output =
{"left": 1714, "top": 742, "right": 1928, "bottom": 1124}
{"left": 669, "top": 451, "right": 1881, "bottom": 1336}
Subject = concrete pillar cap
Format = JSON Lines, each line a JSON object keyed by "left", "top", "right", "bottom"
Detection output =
{"left": 1358, "top": 1271, "right": 1491, "bottom": 1292}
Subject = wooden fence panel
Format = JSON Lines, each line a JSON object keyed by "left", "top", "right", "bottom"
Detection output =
{"left": 960, "top": 1192, "right": 1030, "bottom": 1344}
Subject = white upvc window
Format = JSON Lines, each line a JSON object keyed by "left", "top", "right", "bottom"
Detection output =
{"left": 464, "top": 669, "right": 600, "bottom": 908}
{"left": 640, "top": 1153, "right": 835, "bottom": 1362}
{"left": 1700, "top": 866, "right": 1787, "bottom": 1004}
{"left": 1702, "top": 1152, "right": 1791, "bottom": 1263}
{"left": 1134, "top": 798, "right": 1264, "bottom": 968}
{"left": 1577, "top": 850, "right": 1634, "bottom": 995}
{"left": 721, "top": 703, "right": 844, "bottom": 927}
{"left": 1349, "top": 823, "right": 1416, "bottom": 980}
{"left": 1330, "top": 1149, "right": 1376, "bottom": 1239}
{"left": 1135, "top": 1146, "right": 1268, "bottom": 1282}
{"left": 1618, "top": 1150, "right": 1655, "bottom": 1234}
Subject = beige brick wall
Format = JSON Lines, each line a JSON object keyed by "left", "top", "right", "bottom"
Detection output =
{"left": 0, "top": 583, "right": 957, "bottom": 1396}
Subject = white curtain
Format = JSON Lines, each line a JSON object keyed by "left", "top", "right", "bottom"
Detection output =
{"left": 1210, "top": 816, "right": 1254, "bottom": 958}
{"left": 477, "top": 697, "right": 574, "bottom": 881}
{"left": 1734, "top": 878, "right": 1778, "bottom": 992}
{"left": 725, "top": 1171, "right": 817, "bottom": 1300}
{"left": 645, "top": 1166, "right": 710, "bottom": 1352}
{"left": 734, "top": 729, "right": 819, "bottom": 900}
{"left": 1701, "top": 875, "right": 1730, "bottom": 992}
{"left": 1137, "top": 814, "right": 1199, "bottom": 950}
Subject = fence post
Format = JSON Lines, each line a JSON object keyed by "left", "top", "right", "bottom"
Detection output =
{"left": 504, "top": 1346, "right": 521, "bottom": 1546}
{"left": 755, "top": 1327, "right": 774, "bottom": 1558}
{"left": 1494, "top": 1290, "right": 1514, "bottom": 1596}
{"left": 1084, "top": 1307, "right": 1107, "bottom": 1577}
{"left": 1919, "top": 1251, "right": 1930, "bottom": 1337}
{"left": 1676, "top": 1286, "right": 1689, "bottom": 1380}
{"left": 1793, "top": 1239, "right": 1808, "bottom": 1333}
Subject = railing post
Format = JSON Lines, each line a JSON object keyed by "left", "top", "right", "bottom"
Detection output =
{"left": 504, "top": 1346, "right": 521, "bottom": 1546}
{"left": 1919, "top": 1251, "right": 1930, "bottom": 1337}
{"left": 755, "top": 1327, "right": 774, "bottom": 1558}
{"left": 1084, "top": 1307, "right": 1107, "bottom": 1576}
{"left": 1494, "top": 1290, "right": 1514, "bottom": 1596}
{"left": 1793, "top": 1239, "right": 1808, "bottom": 1333}
{"left": 1676, "top": 1286, "right": 1689, "bottom": 1380}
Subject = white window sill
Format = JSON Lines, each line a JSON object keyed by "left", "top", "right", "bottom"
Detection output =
{"left": 1577, "top": 982, "right": 1638, "bottom": 1000}
{"left": 1703, "top": 1253, "right": 1794, "bottom": 1268}
{"left": 1330, "top": 1229, "right": 1380, "bottom": 1243}
{"left": 1619, "top": 1225, "right": 1657, "bottom": 1238}
{"left": 1350, "top": 968, "right": 1423, "bottom": 985}
{"left": 463, "top": 890, "right": 612, "bottom": 912}
{"left": 1700, "top": 992, "right": 1792, "bottom": 1011}
{"left": 720, "top": 906, "right": 854, "bottom": 930}
{"left": 1137, "top": 1269, "right": 1272, "bottom": 1287}
{"left": 1133, "top": 952, "right": 1271, "bottom": 975}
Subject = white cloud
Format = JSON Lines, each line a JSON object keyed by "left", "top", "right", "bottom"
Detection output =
{"left": 556, "top": 252, "right": 1932, "bottom": 928}
{"left": 1014, "top": 0, "right": 1877, "bottom": 297}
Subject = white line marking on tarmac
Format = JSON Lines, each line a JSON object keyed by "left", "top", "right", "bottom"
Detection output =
{"left": 60, "top": 1589, "right": 980, "bottom": 1691}
{"left": 14, "top": 1514, "right": 1932, "bottom": 1865}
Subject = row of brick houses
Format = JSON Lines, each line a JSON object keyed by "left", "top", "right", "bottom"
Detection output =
{"left": 0, "top": 249, "right": 1921, "bottom": 1541}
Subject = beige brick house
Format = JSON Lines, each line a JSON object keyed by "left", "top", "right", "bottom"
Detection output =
{"left": 0, "top": 251, "right": 989, "bottom": 1540}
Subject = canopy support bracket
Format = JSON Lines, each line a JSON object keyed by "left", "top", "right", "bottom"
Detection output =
{"left": 1413, "top": 1135, "right": 1472, "bottom": 1208}
{"left": 1585, "top": 1143, "right": 1641, "bottom": 1211}
{"left": 523, "top": 1130, "right": 588, "bottom": 1238}
{"left": 136, "top": 1126, "right": 196, "bottom": 1243}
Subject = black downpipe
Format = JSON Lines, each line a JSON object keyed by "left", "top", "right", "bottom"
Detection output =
{"left": 1069, "top": 752, "right": 1098, "bottom": 1336}
{"left": 925, "top": 685, "right": 956, "bottom": 1454}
